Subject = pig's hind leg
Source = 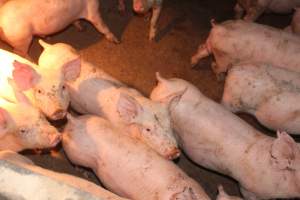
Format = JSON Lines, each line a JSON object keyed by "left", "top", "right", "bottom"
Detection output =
{"left": 85, "top": 10, "right": 120, "bottom": 43}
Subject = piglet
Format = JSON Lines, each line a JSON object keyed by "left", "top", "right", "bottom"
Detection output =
{"left": 150, "top": 73, "right": 300, "bottom": 200}
{"left": 0, "top": 85, "right": 61, "bottom": 152}
{"left": 0, "top": 150, "right": 129, "bottom": 200}
{"left": 222, "top": 62, "right": 300, "bottom": 135}
{"left": 118, "top": 0, "right": 163, "bottom": 40}
{"left": 0, "top": 48, "right": 80, "bottom": 120}
{"left": 191, "top": 20, "right": 300, "bottom": 75}
{"left": 63, "top": 114, "right": 210, "bottom": 200}
{"left": 0, "top": 0, "right": 119, "bottom": 55}
{"left": 234, "top": 0, "right": 300, "bottom": 21}
{"left": 38, "top": 40, "right": 179, "bottom": 160}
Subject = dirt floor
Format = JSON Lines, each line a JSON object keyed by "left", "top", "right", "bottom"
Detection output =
{"left": 1, "top": 0, "right": 296, "bottom": 199}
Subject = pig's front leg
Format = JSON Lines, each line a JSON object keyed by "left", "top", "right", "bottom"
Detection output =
{"left": 191, "top": 43, "right": 211, "bottom": 67}
{"left": 149, "top": 5, "right": 162, "bottom": 41}
{"left": 240, "top": 186, "right": 260, "bottom": 200}
{"left": 234, "top": 3, "right": 244, "bottom": 19}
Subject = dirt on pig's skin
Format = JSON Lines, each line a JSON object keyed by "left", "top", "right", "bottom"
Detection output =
{"left": 0, "top": 0, "right": 293, "bottom": 199}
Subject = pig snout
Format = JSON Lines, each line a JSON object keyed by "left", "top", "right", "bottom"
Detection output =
{"left": 50, "top": 109, "right": 67, "bottom": 120}
{"left": 166, "top": 147, "right": 181, "bottom": 160}
{"left": 133, "top": 2, "right": 146, "bottom": 13}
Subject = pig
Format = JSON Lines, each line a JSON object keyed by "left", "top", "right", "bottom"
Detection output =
{"left": 234, "top": 0, "right": 300, "bottom": 21}
{"left": 0, "top": 88, "right": 61, "bottom": 152}
{"left": 0, "top": 0, "right": 119, "bottom": 55}
{"left": 217, "top": 186, "right": 243, "bottom": 200}
{"left": 191, "top": 20, "right": 300, "bottom": 75}
{"left": 38, "top": 40, "right": 180, "bottom": 160}
{"left": 150, "top": 73, "right": 300, "bottom": 200}
{"left": 118, "top": 0, "right": 163, "bottom": 40}
{"left": 222, "top": 62, "right": 300, "bottom": 135}
{"left": 0, "top": 150, "right": 129, "bottom": 200}
{"left": 0, "top": 48, "right": 80, "bottom": 120}
{"left": 62, "top": 114, "right": 210, "bottom": 200}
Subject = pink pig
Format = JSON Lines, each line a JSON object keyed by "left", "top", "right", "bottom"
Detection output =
{"left": 0, "top": 0, "right": 119, "bottom": 55}
{"left": 63, "top": 114, "right": 210, "bottom": 200}
{"left": 234, "top": 0, "right": 300, "bottom": 21}
{"left": 0, "top": 48, "right": 80, "bottom": 120}
{"left": 0, "top": 86, "right": 61, "bottom": 152}
{"left": 150, "top": 73, "right": 300, "bottom": 200}
{"left": 118, "top": 0, "right": 163, "bottom": 40}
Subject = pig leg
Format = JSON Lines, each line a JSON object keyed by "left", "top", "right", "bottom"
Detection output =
{"left": 85, "top": 11, "right": 120, "bottom": 43}
{"left": 11, "top": 36, "right": 32, "bottom": 57}
{"left": 243, "top": 6, "right": 265, "bottom": 22}
{"left": 240, "top": 187, "right": 260, "bottom": 200}
{"left": 149, "top": 5, "right": 162, "bottom": 41}
{"left": 234, "top": 3, "right": 244, "bottom": 19}
{"left": 191, "top": 43, "right": 211, "bottom": 67}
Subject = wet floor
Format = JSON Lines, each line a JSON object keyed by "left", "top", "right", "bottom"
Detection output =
{"left": 2, "top": 0, "right": 294, "bottom": 198}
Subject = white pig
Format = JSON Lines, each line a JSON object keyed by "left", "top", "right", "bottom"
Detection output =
{"left": 234, "top": 0, "right": 300, "bottom": 21}
{"left": 0, "top": 150, "right": 129, "bottom": 200}
{"left": 63, "top": 114, "right": 210, "bottom": 200}
{"left": 118, "top": 0, "right": 163, "bottom": 40}
{"left": 191, "top": 20, "right": 300, "bottom": 75}
{"left": 0, "top": 0, "right": 119, "bottom": 55}
{"left": 0, "top": 48, "right": 80, "bottom": 120}
{"left": 0, "top": 93, "right": 61, "bottom": 152}
{"left": 38, "top": 40, "right": 180, "bottom": 160}
{"left": 222, "top": 63, "right": 300, "bottom": 135}
{"left": 150, "top": 73, "right": 300, "bottom": 200}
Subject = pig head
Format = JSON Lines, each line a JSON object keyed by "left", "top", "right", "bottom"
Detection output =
{"left": 0, "top": 96, "right": 61, "bottom": 152}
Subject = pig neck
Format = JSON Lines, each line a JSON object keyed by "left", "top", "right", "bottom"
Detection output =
{"left": 171, "top": 90, "right": 270, "bottom": 172}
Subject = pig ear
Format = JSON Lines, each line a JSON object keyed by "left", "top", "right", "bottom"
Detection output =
{"left": 271, "top": 131, "right": 300, "bottom": 170}
{"left": 117, "top": 93, "right": 143, "bottom": 122}
{"left": 38, "top": 39, "right": 52, "bottom": 49}
{"left": 62, "top": 58, "right": 81, "bottom": 81}
{"left": 159, "top": 88, "right": 187, "bottom": 109}
{"left": 12, "top": 60, "right": 40, "bottom": 91}
{"left": 155, "top": 72, "right": 167, "bottom": 85}
{"left": 7, "top": 78, "right": 32, "bottom": 106}
{"left": 0, "top": 108, "right": 8, "bottom": 138}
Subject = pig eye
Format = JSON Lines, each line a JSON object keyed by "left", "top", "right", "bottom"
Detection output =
{"left": 62, "top": 85, "right": 66, "bottom": 90}
{"left": 37, "top": 89, "right": 43, "bottom": 94}
{"left": 146, "top": 128, "right": 151, "bottom": 132}
{"left": 19, "top": 128, "right": 28, "bottom": 135}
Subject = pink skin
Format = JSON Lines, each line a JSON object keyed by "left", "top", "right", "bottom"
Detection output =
{"left": 235, "top": 0, "right": 300, "bottom": 21}
{"left": 0, "top": 151, "right": 129, "bottom": 200}
{"left": 0, "top": 97, "right": 61, "bottom": 152}
{"left": 150, "top": 73, "right": 300, "bottom": 200}
{"left": 62, "top": 114, "right": 210, "bottom": 200}
{"left": 222, "top": 63, "right": 300, "bottom": 135}
{"left": 0, "top": 0, "right": 119, "bottom": 56}
{"left": 191, "top": 20, "right": 300, "bottom": 75}
{"left": 0, "top": 48, "right": 80, "bottom": 120}
{"left": 38, "top": 41, "right": 180, "bottom": 160}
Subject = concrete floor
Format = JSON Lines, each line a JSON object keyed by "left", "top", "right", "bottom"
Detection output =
{"left": 2, "top": 0, "right": 294, "bottom": 198}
